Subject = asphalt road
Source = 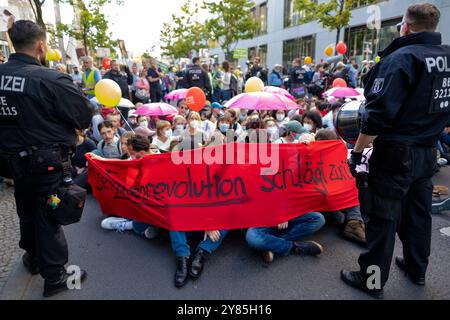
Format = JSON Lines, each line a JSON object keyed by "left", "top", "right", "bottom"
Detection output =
{"left": 1, "top": 168, "right": 450, "bottom": 300}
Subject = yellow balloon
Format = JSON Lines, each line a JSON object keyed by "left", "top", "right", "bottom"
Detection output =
{"left": 95, "top": 79, "right": 122, "bottom": 108}
{"left": 245, "top": 77, "right": 264, "bottom": 93}
{"left": 46, "top": 49, "right": 56, "bottom": 61}
{"left": 375, "top": 56, "right": 381, "bottom": 63}
{"left": 53, "top": 49, "right": 62, "bottom": 61}
{"left": 304, "top": 56, "right": 312, "bottom": 65}
{"left": 325, "top": 47, "right": 333, "bottom": 57}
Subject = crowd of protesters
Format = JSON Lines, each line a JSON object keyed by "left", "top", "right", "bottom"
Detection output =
{"left": 11, "top": 52, "right": 446, "bottom": 289}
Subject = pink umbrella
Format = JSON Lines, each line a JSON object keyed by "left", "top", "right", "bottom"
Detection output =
{"left": 135, "top": 103, "right": 179, "bottom": 117}
{"left": 323, "top": 87, "right": 360, "bottom": 98}
{"left": 224, "top": 92, "right": 299, "bottom": 110}
{"left": 165, "top": 89, "right": 188, "bottom": 100}
{"left": 263, "top": 86, "right": 295, "bottom": 101}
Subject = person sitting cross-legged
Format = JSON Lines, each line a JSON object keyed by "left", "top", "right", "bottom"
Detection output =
{"left": 246, "top": 212, "right": 325, "bottom": 265}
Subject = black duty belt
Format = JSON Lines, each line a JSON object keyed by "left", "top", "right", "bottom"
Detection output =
{"left": 375, "top": 138, "right": 436, "bottom": 148}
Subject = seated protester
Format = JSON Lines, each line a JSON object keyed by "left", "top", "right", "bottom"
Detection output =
{"left": 152, "top": 120, "right": 182, "bottom": 153}
{"left": 101, "top": 135, "right": 160, "bottom": 239}
{"left": 315, "top": 128, "right": 366, "bottom": 246}
{"left": 274, "top": 121, "right": 307, "bottom": 144}
{"left": 134, "top": 115, "right": 155, "bottom": 138}
{"left": 302, "top": 110, "right": 323, "bottom": 134}
{"left": 263, "top": 118, "right": 280, "bottom": 142}
{"left": 106, "top": 113, "right": 127, "bottom": 137}
{"left": 177, "top": 99, "right": 189, "bottom": 118}
{"left": 72, "top": 129, "right": 97, "bottom": 188}
{"left": 119, "top": 131, "right": 135, "bottom": 160}
{"left": 321, "top": 102, "right": 342, "bottom": 130}
{"left": 200, "top": 106, "right": 216, "bottom": 140}
{"left": 211, "top": 102, "right": 225, "bottom": 122}
{"left": 225, "top": 109, "right": 244, "bottom": 138}
{"left": 172, "top": 115, "right": 187, "bottom": 137}
{"left": 272, "top": 110, "right": 289, "bottom": 128}
{"left": 176, "top": 112, "right": 207, "bottom": 151}
{"left": 170, "top": 229, "right": 229, "bottom": 288}
{"left": 246, "top": 212, "right": 325, "bottom": 264}
{"left": 207, "top": 114, "right": 235, "bottom": 146}
{"left": 90, "top": 105, "right": 105, "bottom": 143}
{"left": 95, "top": 121, "right": 122, "bottom": 159}
{"left": 438, "top": 123, "right": 450, "bottom": 161}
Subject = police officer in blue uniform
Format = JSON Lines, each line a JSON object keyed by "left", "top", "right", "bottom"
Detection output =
{"left": 341, "top": 3, "right": 450, "bottom": 299}
{"left": 186, "top": 57, "right": 211, "bottom": 94}
{"left": 0, "top": 19, "right": 92, "bottom": 297}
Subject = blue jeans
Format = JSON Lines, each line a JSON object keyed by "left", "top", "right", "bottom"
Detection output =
{"left": 170, "top": 230, "right": 229, "bottom": 257}
{"left": 212, "top": 88, "right": 221, "bottom": 103}
{"left": 441, "top": 132, "right": 450, "bottom": 149}
{"left": 341, "top": 205, "right": 363, "bottom": 222}
{"left": 131, "top": 221, "right": 160, "bottom": 237}
{"left": 246, "top": 212, "right": 325, "bottom": 257}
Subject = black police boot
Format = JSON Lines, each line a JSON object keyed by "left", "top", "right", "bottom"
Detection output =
{"left": 340, "top": 270, "right": 384, "bottom": 299}
{"left": 22, "top": 252, "right": 39, "bottom": 275}
{"left": 43, "top": 269, "right": 87, "bottom": 298}
{"left": 174, "top": 256, "right": 190, "bottom": 288}
{"left": 190, "top": 249, "right": 206, "bottom": 279}
{"left": 395, "top": 257, "right": 425, "bottom": 286}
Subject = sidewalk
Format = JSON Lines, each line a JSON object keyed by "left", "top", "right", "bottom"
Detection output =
{"left": 1, "top": 168, "right": 450, "bottom": 300}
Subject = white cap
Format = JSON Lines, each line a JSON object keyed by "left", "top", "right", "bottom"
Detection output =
{"left": 128, "top": 110, "right": 138, "bottom": 118}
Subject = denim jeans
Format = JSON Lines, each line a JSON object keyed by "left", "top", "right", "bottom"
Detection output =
{"left": 170, "top": 230, "right": 229, "bottom": 257}
{"left": 221, "top": 89, "right": 232, "bottom": 102}
{"left": 341, "top": 205, "right": 363, "bottom": 222}
{"left": 132, "top": 221, "right": 160, "bottom": 237}
{"left": 246, "top": 212, "right": 325, "bottom": 257}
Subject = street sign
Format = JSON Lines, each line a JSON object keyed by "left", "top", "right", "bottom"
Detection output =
{"left": 233, "top": 48, "right": 248, "bottom": 59}
{"left": 97, "top": 47, "right": 111, "bottom": 58}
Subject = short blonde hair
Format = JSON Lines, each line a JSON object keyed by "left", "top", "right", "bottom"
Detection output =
{"left": 188, "top": 111, "right": 201, "bottom": 122}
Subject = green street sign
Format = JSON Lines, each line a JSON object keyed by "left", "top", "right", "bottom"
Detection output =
{"left": 233, "top": 48, "right": 248, "bottom": 59}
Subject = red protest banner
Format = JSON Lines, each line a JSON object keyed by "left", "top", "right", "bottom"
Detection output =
{"left": 87, "top": 141, "right": 359, "bottom": 231}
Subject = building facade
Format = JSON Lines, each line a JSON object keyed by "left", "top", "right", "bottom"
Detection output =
{"left": 210, "top": 0, "right": 450, "bottom": 70}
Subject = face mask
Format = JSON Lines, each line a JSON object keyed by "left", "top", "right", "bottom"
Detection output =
{"left": 293, "top": 133, "right": 302, "bottom": 140}
{"left": 276, "top": 114, "right": 285, "bottom": 122}
{"left": 267, "top": 126, "right": 278, "bottom": 136}
{"left": 303, "top": 124, "right": 313, "bottom": 132}
{"left": 219, "top": 123, "right": 230, "bottom": 133}
{"left": 139, "top": 121, "right": 148, "bottom": 128}
{"left": 251, "top": 115, "right": 259, "bottom": 121}
{"left": 164, "top": 129, "right": 172, "bottom": 138}
{"left": 190, "top": 120, "right": 199, "bottom": 129}
{"left": 176, "top": 124, "right": 185, "bottom": 131}
{"left": 239, "top": 114, "right": 246, "bottom": 121}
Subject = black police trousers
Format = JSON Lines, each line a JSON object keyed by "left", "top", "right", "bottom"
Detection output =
{"left": 358, "top": 142, "right": 437, "bottom": 287}
{"left": 13, "top": 155, "right": 68, "bottom": 280}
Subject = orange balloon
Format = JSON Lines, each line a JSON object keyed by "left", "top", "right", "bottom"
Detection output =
{"left": 325, "top": 47, "right": 333, "bottom": 57}
{"left": 333, "top": 78, "right": 347, "bottom": 88}
{"left": 186, "top": 87, "right": 206, "bottom": 112}
{"left": 336, "top": 42, "right": 348, "bottom": 55}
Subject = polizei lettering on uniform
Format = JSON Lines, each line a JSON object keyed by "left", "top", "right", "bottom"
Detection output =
{"left": 425, "top": 56, "right": 450, "bottom": 73}
{"left": 0, "top": 75, "right": 26, "bottom": 93}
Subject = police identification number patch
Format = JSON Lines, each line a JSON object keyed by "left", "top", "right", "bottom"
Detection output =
{"left": 371, "top": 78, "right": 384, "bottom": 94}
{"left": 0, "top": 95, "right": 20, "bottom": 127}
{"left": 430, "top": 75, "right": 450, "bottom": 114}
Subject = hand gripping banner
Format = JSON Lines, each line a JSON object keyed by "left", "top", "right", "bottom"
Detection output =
{"left": 87, "top": 141, "right": 359, "bottom": 231}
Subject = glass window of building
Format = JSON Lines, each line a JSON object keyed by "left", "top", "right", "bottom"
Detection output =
{"left": 284, "top": 0, "right": 316, "bottom": 28}
{"left": 248, "top": 44, "right": 268, "bottom": 67}
{"left": 351, "top": 0, "right": 384, "bottom": 9}
{"left": 344, "top": 18, "right": 401, "bottom": 64}
{"left": 282, "top": 36, "right": 315, "bottom": 69}
{"left": 251, "top": 2, "right": 268, "bottom": 36}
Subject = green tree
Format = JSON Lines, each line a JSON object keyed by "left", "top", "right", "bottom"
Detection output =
{"left": 294, "top": 0, "right": 354, "bottom": 47}
{"left": 27, "top": 0, "right": 47, "bottom": 29}
{"left": 160, "top": 0, "right": 206, "bottom": 59}
{"left": 56, "top": 0, "right": 122, "bottom": 56}
{"left": 203, "top": 0, "right": 257, "bottom": 61}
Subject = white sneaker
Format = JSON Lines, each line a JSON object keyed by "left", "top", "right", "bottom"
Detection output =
{"left": 101, "top": 217, "right": 133, "bottom": 232}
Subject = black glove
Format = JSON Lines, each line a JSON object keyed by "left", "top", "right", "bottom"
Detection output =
{"left": 348, "top": 151, "right": 363, "bottom": 178}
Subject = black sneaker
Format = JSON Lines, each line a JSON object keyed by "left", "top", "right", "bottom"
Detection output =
{"left": 22, "top": 253, "right": 39, "bottom": 275}
{"left": 43, "top": 269, "right": 87, "bottom": 298}
{"left": 395, "top": 257, "right": 425, "bottom": 286}
{"left": 432, "top": 196, "right": 450, "bottom": 214}
{"left": 341, "top": 270, "right": 384, "bottom": 299}
{"left": 293, "top": 241, "right": 323, "bottom": 256}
